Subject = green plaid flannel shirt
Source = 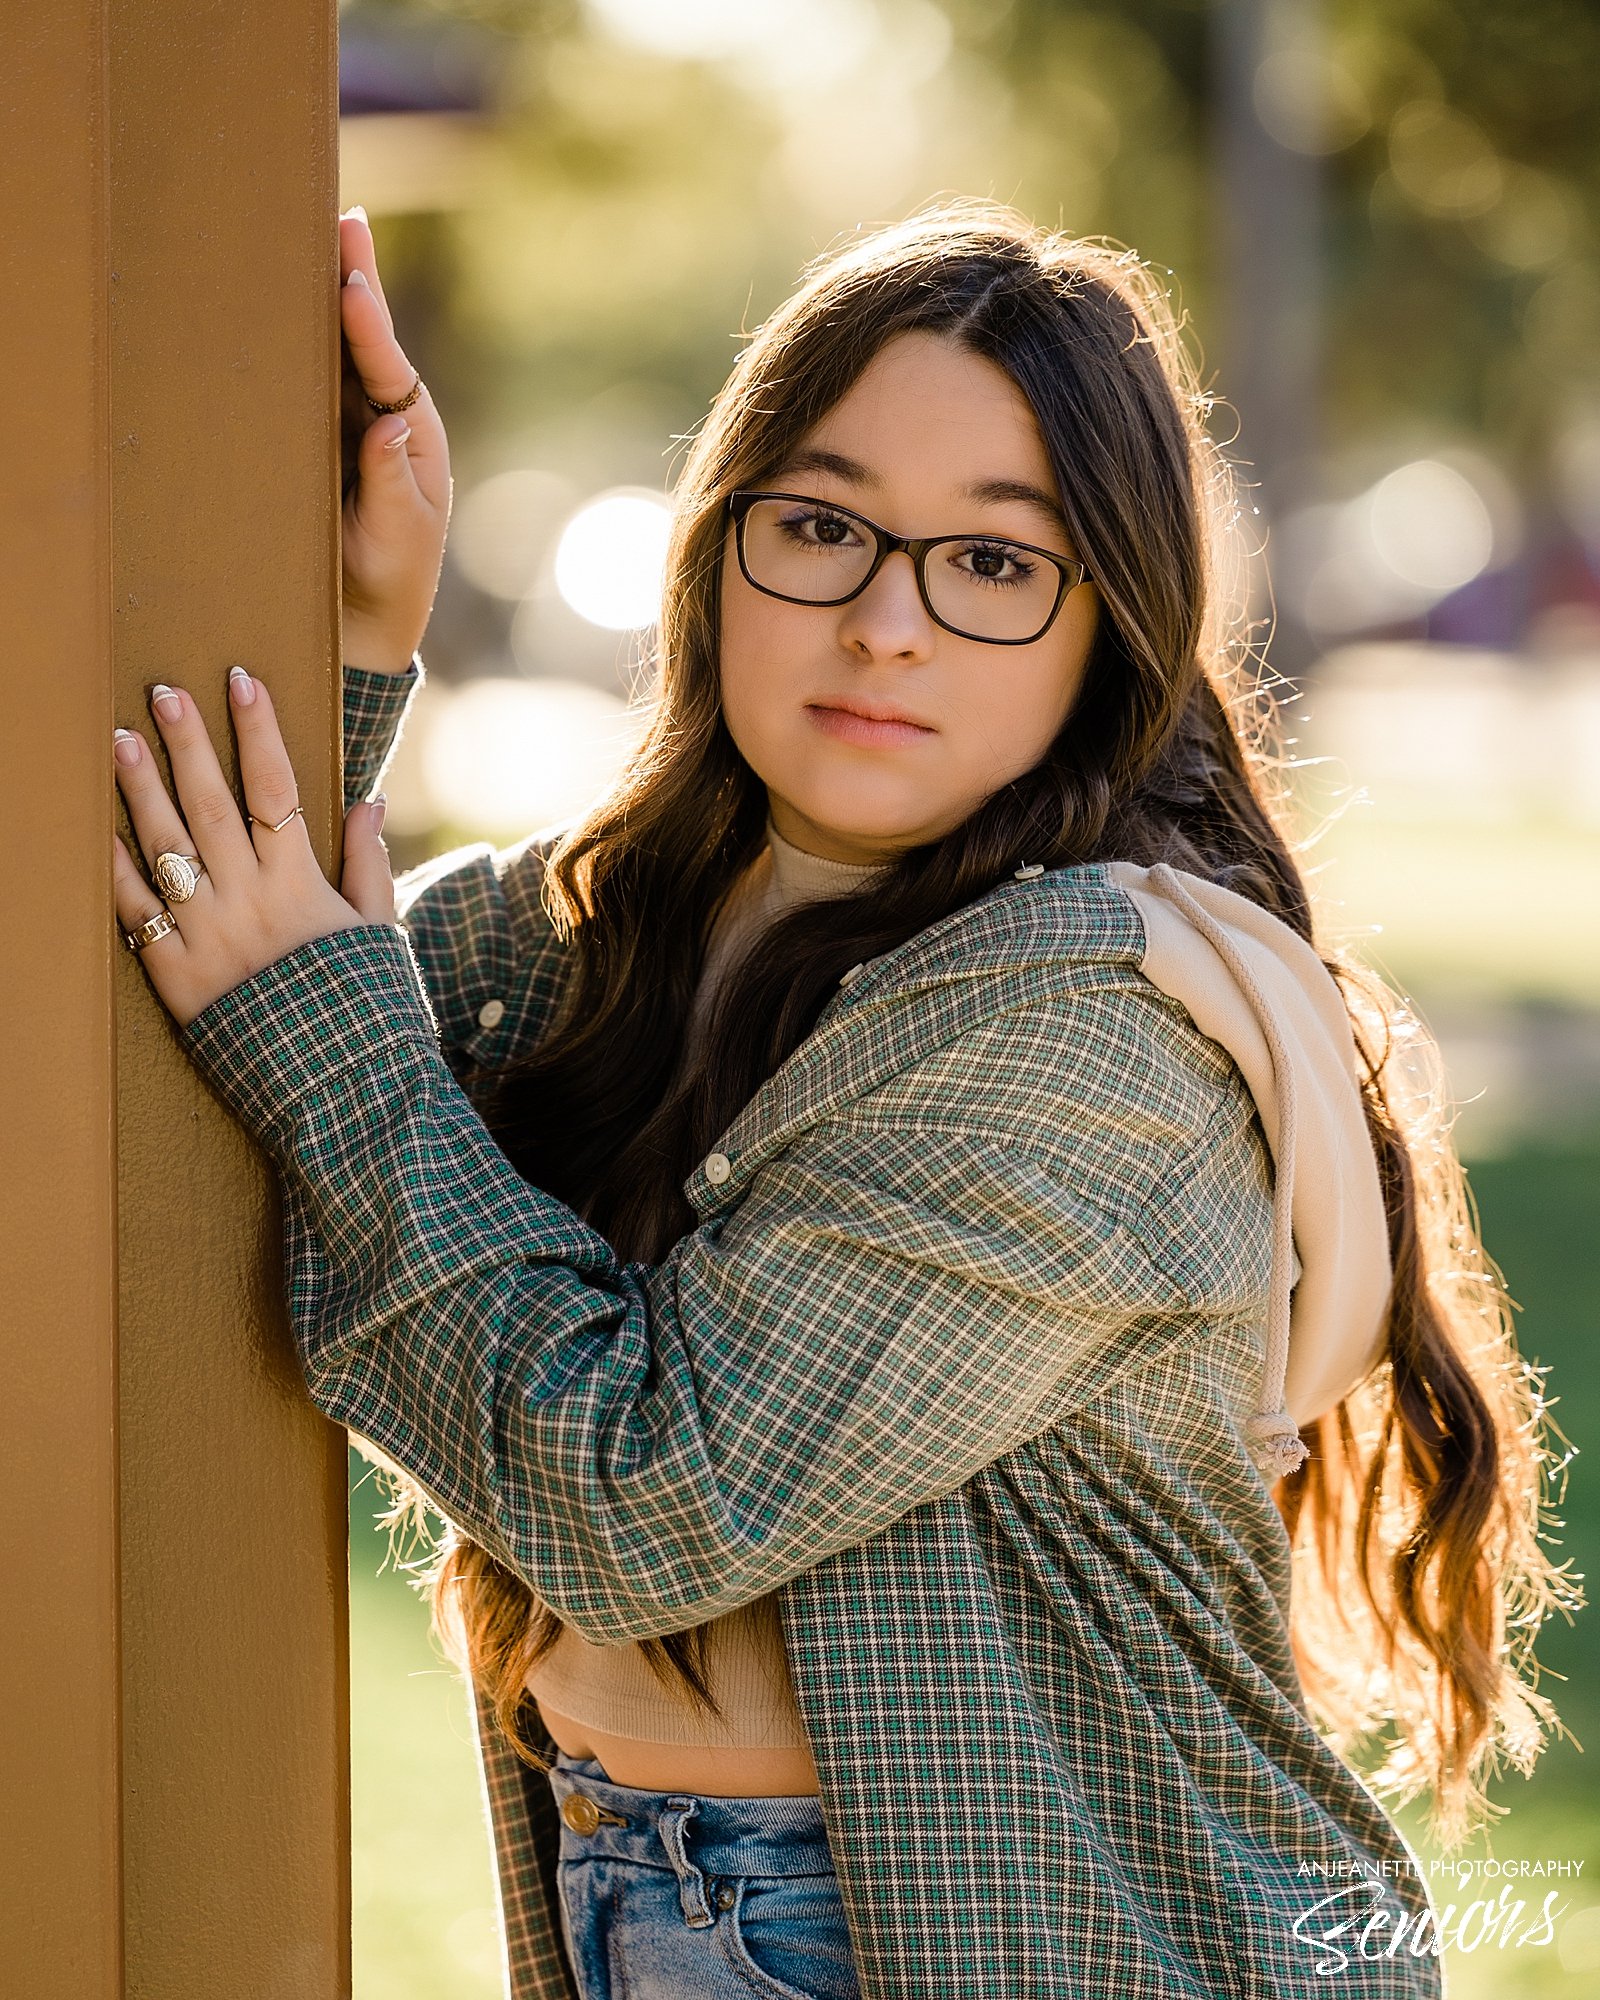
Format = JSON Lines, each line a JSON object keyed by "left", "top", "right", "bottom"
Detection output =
{"left": 174, "top": 660, "right": 1443, "bottom": 1998}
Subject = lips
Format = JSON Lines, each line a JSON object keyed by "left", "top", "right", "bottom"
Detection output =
{"left": 806, "top": 701, "right": 936, "bottom": 749}
{"left": 808, "top": 700, "right": 934, "bottom": 730}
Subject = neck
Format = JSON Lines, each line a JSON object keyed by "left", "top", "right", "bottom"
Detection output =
{"left": 763, "top": 813, "right": 893, "bottom": 907}
{"left": 764, "top": 800, "right": 905, "bottom": 870}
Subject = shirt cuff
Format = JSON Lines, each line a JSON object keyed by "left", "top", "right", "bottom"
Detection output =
{"left": 178, "top": 921, "right": 442, "bottom": 1146}
{"left": 342, "top": 654, "right": 425, "bottom": 805}
{"left": 343, "top": 652, "right": 424, "bottom": 687}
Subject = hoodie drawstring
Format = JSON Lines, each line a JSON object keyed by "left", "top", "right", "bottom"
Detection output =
{"left": 1146, "top": 865, "right": 1310, "bottom": 1480}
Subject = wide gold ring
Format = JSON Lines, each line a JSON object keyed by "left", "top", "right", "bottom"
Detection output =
{"left": 123, "top": 908, "right": 179, "bottom": 953}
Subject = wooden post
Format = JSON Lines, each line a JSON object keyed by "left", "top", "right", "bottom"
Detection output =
{"left": 1, "top": 3, "right": 351, "bottom": 1992}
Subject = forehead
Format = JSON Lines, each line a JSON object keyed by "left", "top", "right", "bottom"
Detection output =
{"left": 796, "top": 330, "right": 1055, "bottom": 492}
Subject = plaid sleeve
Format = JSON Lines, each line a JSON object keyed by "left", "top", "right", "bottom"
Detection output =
{"left": 177, "top": 922, "right": 1233, "bottom": 1646}
{"left": 385, "top": 827, "right": 570, "bottom": 1070}
{"left": 342, "top": 657, "right": 424, "bottom": 810}
{"left": 344, "top": 656, "right": 574, "bottom": 1069}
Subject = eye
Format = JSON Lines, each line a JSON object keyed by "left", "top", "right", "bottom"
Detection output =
{"left": 948, "top": 539, "right": 1039, "bottom": 589}
{"left": 777, "top": 504, "right": 865, "bottom": 550}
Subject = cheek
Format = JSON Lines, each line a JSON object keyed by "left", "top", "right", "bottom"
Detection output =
{"left": 716, "top": 572, "right": 813, "bottom": 749}
{"left": 938, "top": 639, "right": 1089, "bottom": 780}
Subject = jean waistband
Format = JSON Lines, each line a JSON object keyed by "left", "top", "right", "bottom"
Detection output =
{"left": 547, "top": 1750, "right": 838, "bottom": 1878}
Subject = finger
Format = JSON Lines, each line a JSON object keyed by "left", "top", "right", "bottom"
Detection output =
{"left": 112, "top": 718, "right": 221, "bottom": 920}
{"left": 140, "top": 680, "right": 255, "bottom": 878}
{"left": 340, "top": 797, "right": 397, "bottom": 924}
{"left": 356, "top": 398, "right": 418, "bottom": 492}
{"left": 340, "top": 266, "right": 435, "bottom": 439}
{"left": 225, "top": 667, "right": 318, "bottom": 866}
{"left": 338, "top": 208, "right": 393, "bottom": 328}
{"left": 112, "top": 830, "right": 187, "bottom": 956}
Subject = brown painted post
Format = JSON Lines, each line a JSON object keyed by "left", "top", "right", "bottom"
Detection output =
{"left": 2, "top": 4, "right": 351, "bottom": 1994}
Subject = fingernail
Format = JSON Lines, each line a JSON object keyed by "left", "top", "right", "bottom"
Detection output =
{"left": 383, "top": 424, "right": 412, "bottom": 452}
{"left": 229, "top": 663, "right": 257, "bottom": 705}
{"left": 151, "top": 683, "right": 182, "bottom": 722}
{"left": 372, "top": 793, "right": 388, "bottom": 832}
{"left": 346, "top": 268, "right": 370, "bottom": 291}
{"left": 350, "top": 204, "right": 368, "bottom": 223}
{"left": 114, "top": 728, "right": 141, "bottom": 767}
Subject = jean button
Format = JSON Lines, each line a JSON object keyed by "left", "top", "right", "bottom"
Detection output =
{"left": 715, "top": 1881, "right": 735, "bottom": 1910}
{"left": 561, "top": 1793, "right": 601, "bottom": 1835}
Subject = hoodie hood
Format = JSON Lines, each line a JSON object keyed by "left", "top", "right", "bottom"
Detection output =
{"left": 1106, "top": 860, "right": 1393, "bottom": 1478}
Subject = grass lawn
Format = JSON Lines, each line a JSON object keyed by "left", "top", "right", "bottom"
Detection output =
{"left": 349, "top": 1483, "right": 502, "bottom": 2000}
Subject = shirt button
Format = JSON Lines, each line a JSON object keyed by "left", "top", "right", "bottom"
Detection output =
{"left": 839, "top": 962, "right": 866, "bottom": 985}
{"left": 477, "top": 997, "right": 506, "bottom": 1029}
{"left": 704, "top": 1151, "right": 732, "bottom": 1184}
{"left": 560, "top": 1794, "right": 601, "bottom": 1835}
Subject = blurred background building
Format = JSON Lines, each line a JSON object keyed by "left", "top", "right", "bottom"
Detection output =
{"left": 335, "top": 5, "right": 1600, "bottom": 1995}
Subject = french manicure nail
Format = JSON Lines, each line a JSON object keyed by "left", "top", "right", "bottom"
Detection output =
{"left": 346, "top": 268, "right": 370, "bottom": 290}
{"left": 229, "top": 664, "right": 257, "bottom": 705}
{"left": 151, "top": 684, "right": 182, "bottom": 722}
{"left": 383, "top": 424, "right": 412, "bottom": 452}
{"left": 114, "top": 728, "right": 141, "bottom": 767}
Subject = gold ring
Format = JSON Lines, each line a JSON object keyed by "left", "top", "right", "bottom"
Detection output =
{"left": 152, "top": 849, "right": 207, "bottom": 902}
{"left": 365, "top": 370, "right": 423, "bottom": 415}
{"left": 248, "top": 804, "right": 306, "bottom": 833}
{"left": 124, "top": 908, "right": 178, "bottom": 953}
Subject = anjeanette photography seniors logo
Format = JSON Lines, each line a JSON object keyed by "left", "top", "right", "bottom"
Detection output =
{"left": 1288, "top": 1854, "right": 1583, "bottom": 1976}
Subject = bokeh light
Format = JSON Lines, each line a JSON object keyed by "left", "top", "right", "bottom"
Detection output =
{"left": 585, "top": 0, "right": 884, "bottom": 82}
{"left": 553, "top": 489, "right": 674, "bottom": 630}
{"left": 584, "top": 0, "right": 770, "bottom": 61}
{"left": 1387, "top": 100, "right": 1504, "bottom": 219}
{"left": 1367, "top": 460, "right": 1495, "bottom": 594}
{"left": 419, "top": 675, "right": 644, "bottom": 835}
{"left": 1289, "top": 453, "right": 1517, "bottom": 638}
{"left": 450, "top": 469, "right": 575, "bottom": 601}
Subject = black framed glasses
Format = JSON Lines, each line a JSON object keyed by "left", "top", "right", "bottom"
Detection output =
{"left": 727, "top": 489, "right": 1092, "bottom": 646}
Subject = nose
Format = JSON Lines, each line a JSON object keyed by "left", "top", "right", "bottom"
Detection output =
{"left": 834, "top": 549, "right": 936, "bottom": 663}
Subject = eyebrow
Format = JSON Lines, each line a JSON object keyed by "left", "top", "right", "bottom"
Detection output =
{"left": 773, "top": 446, "right": 1071, "bottom": 539}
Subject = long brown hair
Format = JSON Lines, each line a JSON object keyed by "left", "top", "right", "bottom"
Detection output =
{"left": 373, "top": 199, "right": 1580, "bottom": 1846}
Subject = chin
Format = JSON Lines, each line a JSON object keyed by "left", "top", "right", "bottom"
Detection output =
{"left": 783, "top": 790, "right": 940, "bottom": 852}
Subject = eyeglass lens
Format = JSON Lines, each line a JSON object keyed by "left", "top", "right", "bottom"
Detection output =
{"left": 740, "top": 496, "right": 1065, "bottom": 643}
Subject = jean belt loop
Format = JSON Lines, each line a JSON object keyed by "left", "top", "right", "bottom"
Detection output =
{"left": 656, "top": 1795, "right": 716, "bottom": 1927}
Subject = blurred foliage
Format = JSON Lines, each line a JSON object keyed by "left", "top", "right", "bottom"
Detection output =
{"left": 343, "top": 0, "right": 1599, "bottom": 500}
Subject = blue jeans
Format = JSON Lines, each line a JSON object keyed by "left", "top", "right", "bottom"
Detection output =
{"left": 546, "top": 1748, "right": 863, "bottom": 2000}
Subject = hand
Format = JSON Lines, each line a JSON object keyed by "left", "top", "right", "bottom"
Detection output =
{"left": 339, "top": 206, "right": 451, "bottom": 672}
{"left": 113, "top": 667, "right": 398, "bottom": 1030}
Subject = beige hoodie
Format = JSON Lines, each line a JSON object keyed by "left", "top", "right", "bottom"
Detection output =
{"left": 1105, "top": 860, "right": 1393, "bottom": 1478}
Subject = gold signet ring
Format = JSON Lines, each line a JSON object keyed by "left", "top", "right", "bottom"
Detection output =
{"left": 152, "top": 850, "right": 208, "bottom": 902}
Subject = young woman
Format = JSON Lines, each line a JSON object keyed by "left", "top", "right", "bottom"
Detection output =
{"left": 111, "top": 202, "right": 1576, "bottom": 2000}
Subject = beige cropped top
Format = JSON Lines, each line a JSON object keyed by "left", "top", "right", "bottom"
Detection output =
{"left": 522, "top": 813, "right": 892, "bottom": 1745}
